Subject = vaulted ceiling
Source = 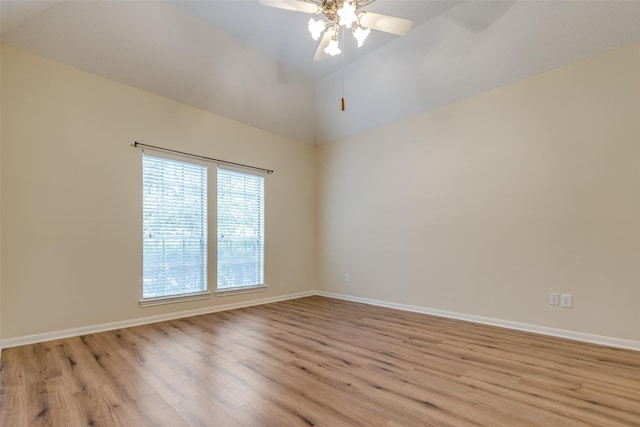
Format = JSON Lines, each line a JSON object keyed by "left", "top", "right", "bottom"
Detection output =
{"left": 3, "top": 1, "right": 640, "bottom": 144}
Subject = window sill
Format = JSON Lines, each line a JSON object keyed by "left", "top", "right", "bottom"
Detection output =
{"left": 139, "top": 291, "right": 211, "bottom": 307}
{"left": 215, "top": 285, "right": 266, "bottom": 297}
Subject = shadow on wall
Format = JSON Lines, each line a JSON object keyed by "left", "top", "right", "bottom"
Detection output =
{"left": 446, "top": 0, "right": 515, "bottom": 33}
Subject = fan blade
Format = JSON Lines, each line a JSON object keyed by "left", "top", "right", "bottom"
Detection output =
{"left": 259, "top": 0, "right": 318, "bottom": 14}
{"left": 359, "top": 12, "right": 413, "bottom": 36}
{"left": 313, "top": 31, "right": 332, "bottom": 61}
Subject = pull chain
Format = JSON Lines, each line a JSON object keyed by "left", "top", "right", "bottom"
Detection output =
{"left": 341, "top": 28, "right": 346, "bottom": 111}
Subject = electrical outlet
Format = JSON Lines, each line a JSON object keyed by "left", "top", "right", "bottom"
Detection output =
{"left": 549, "top": 293, "right": 559, "bottom": 305}
{"left": 345, "top": 273, "right": 351, "bottom": 282}
{"left": 560, "top": 294, "right": 573, "bottom": 308}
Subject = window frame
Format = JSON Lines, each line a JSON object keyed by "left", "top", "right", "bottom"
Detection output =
{"left": 139, "top": 150, "right": 269, "bottom": 306}
{"left": 140, "top": 151, "right": 211, "bottom": 307}
{"left": 215, "top": 166, "right": 266, "bottom": 296}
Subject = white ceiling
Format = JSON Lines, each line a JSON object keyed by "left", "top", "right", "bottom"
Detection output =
{"left": 2, "top": 0, "right": 640, "bottom": 144}
{"left": 170, "top": 0, "right": 464, "bottom": 81}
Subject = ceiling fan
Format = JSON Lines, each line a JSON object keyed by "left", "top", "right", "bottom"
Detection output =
{"left": 260, "top": 0, "right": 413, "bottom": 61}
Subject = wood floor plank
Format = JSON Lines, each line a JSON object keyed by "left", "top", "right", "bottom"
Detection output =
{"left": 173, "top": 394, "right": 243, "bottom": 427}
{"left": 228, "top": 400, "right": 317, "bottom": 427}
{"left": 2, "top": 296, "right": 639, "bottom": 426}
{"left": 133, "top": 393, "right": 191, "bottom": 427}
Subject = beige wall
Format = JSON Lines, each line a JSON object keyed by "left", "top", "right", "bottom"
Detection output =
{"left": 318, "top": 43, "right": 640, "bottom": 342}
{"left": 0, "top": 45, "right": 317, "bottom": 340}
{"left": 0, "top": 46, "right": 3, "bottom": 346}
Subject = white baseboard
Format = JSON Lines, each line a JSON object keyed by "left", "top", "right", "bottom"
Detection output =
{"left": 3, "top": 290, "right": 639, "bottom": 352}
{"left": 316, "top": 291, "right": 640, "bottom": 352}
{"left": 0, "top": 290, "right": 315, "bottom": 349}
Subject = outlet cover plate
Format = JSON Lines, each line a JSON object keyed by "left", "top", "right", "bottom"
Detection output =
{"left": 560, "top": 294, "right": 573, "bottom": 308}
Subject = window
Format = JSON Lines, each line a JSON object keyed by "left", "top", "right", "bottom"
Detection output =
{"left": 217, "top": 168, "right": 265, "bottom": 291}
{"left": 142, "top": 154, "right": 208, "bottom": 301}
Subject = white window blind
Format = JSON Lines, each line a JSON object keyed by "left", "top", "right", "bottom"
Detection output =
{"left": 142, "top": 154, "right": 208, "bottom": 299}
{"left": 217, "top": 168, "right": 264, "bottom": 290}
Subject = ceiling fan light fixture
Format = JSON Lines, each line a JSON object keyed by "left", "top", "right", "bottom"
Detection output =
{"left": 259, "top": 0, "right": 413, "bottom": 59}
{"left": 308, "top": 18, "right": 326, "bottom": 40}
{"left": 353, "top": 26, "right": 370, "bottom": 47}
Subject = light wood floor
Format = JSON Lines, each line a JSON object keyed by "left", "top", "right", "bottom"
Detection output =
{"left": 1, "top": 296, "right": 639, "bottom": 426}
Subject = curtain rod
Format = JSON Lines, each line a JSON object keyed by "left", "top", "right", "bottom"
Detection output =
{"left": 132, "top": 142, "right": 274, "bottom": 174}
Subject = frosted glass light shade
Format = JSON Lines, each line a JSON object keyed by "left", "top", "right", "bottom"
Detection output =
{"left": 308, "top": 18, "right": 326, "bottom": 41}
{"left": 324, "top": 37, "right": 342, "bottom": 56}
{"left": 337, "top": 1, "right": 357, "bottom": 28}
{"left": 353, "top": 26, "right": 370, "bottom": 47}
